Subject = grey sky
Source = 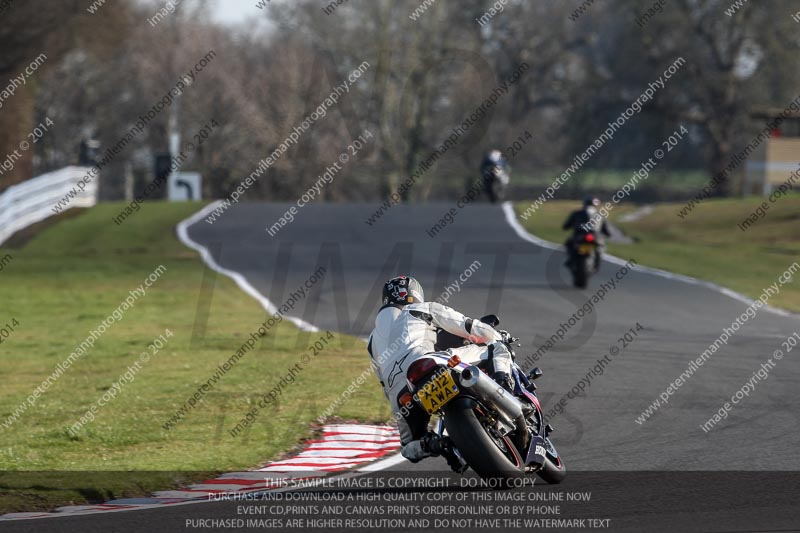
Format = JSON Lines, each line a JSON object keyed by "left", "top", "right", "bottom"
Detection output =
{"left": 209, "top": 0, "right": 275, "bottom": 25}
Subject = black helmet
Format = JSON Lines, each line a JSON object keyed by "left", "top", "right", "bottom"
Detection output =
{"left": 382, "top": 276, "right": 424, "bottom": 306}
{"left": 584, "top": 196, "right": 600, "bottom": 207}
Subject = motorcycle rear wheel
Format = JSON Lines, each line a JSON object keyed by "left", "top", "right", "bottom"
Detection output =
{"left": 443, "top": 397, "right": 525, "bottom": 482}
{"left": 491, "top": 181, "right": 505, "bottom": 203}
{"left": 573, "top": 256, "right": 588, "bottom": 288}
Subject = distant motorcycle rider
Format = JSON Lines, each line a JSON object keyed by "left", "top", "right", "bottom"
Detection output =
{"left": 368, "top": 276, "right": 514, "bottom": 468}
{"left": 562, "top": 196, "right": 610, "bottom": 270}
{"left": 480, "top": 149, "right": 510, "bottom": 203}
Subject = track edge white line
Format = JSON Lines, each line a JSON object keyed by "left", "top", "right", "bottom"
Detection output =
{"left": 501, "top": 201, "right": 799, "bottom": 320}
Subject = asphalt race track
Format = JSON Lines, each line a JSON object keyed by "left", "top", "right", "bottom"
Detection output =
{"left": 5, "top": 201, "right": 799, "bottom": 532}
{"left": 182, "top": 202, "right": 800, "bottom": 471}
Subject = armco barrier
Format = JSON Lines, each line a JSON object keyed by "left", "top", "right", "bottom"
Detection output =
{"left": 0, "top": 166, "right": 96, "bottom": 245}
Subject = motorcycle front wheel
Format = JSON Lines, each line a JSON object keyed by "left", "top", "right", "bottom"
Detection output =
{"left": 443, "top": 397, "right": 524, "bottom": 481}
{"left": 537, "top": 438, "right": 566, "bottom": 484}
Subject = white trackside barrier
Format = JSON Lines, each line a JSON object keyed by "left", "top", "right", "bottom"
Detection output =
{"left": 0, "top": 166, "right": 96, "bottom": 245}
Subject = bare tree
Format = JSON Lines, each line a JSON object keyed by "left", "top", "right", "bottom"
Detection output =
{"left": 0, "top": 0, "right": 132, "bottom": 191}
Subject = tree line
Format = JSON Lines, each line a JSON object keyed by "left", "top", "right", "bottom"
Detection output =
{"left": 0, "top": 0, "right": 797, "bottom": 201}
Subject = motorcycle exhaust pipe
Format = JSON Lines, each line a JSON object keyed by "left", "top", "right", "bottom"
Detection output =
{"left": 459, "top": 366, "right": 527, "bottom": 435}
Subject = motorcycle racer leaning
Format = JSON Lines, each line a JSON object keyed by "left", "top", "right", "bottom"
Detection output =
{"left": 367, "top": 276, "right": 514, "bottom": 468}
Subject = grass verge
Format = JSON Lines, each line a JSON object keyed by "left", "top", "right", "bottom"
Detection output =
{"left": 0, "top": 203, "right": 386, "bottom": 514}
{"left": 514, "top": 196, "right": 800, "bottom": 312}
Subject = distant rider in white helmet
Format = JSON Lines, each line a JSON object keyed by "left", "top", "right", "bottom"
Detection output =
{"left": 367, "top": 276, "right": 514, "bottom": 469}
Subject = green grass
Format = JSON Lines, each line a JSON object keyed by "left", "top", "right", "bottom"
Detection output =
{"left": 514, "top": 196, "right": 800, "bottom": 312}
{"left": 0, "top": 203, "right": 385, "bottom": 513}
{"left": 513, "top": 169, "right": 708, "bottom": 191}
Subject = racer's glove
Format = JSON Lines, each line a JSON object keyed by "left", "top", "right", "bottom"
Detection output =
{"left": 422, "top": 433, "right": 468, "bottom": 474}
{"left": 420, "top": 432, "right": 445, "bottom": 456}
{"left": 492, "top": 370, "right": 515, "bottom": 392}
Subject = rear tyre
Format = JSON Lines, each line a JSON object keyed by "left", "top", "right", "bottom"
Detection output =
{"left": 443, "top": 398, "right": 524, "bottom": 482}
{"left": 491, "top": 181, "right": 505, "bottom": 203}
{"left": 573, "top": 257, "right": 588, "bottom": 288}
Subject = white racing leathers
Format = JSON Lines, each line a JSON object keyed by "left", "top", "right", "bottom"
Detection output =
{"left": 367, "top": 302, "right": 512, "bottom": 462}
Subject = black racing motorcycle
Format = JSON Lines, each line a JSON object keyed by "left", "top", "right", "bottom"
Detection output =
{"left": 402, "top": 316, "right": 566, "bottom": 484}
{"left": 566, "top": 231, "right": 598, "bottom": 289}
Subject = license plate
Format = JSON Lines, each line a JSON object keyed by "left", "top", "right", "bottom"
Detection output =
{"left": 417, "top": 371, "right": 459, "bottom": 414}
{"left": 577, "top": 243, "right": 596, "bottom": 255}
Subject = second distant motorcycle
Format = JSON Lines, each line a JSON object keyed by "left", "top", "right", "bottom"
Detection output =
{"left": 562, "top": 196, "right": 610, "bottom": 288}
